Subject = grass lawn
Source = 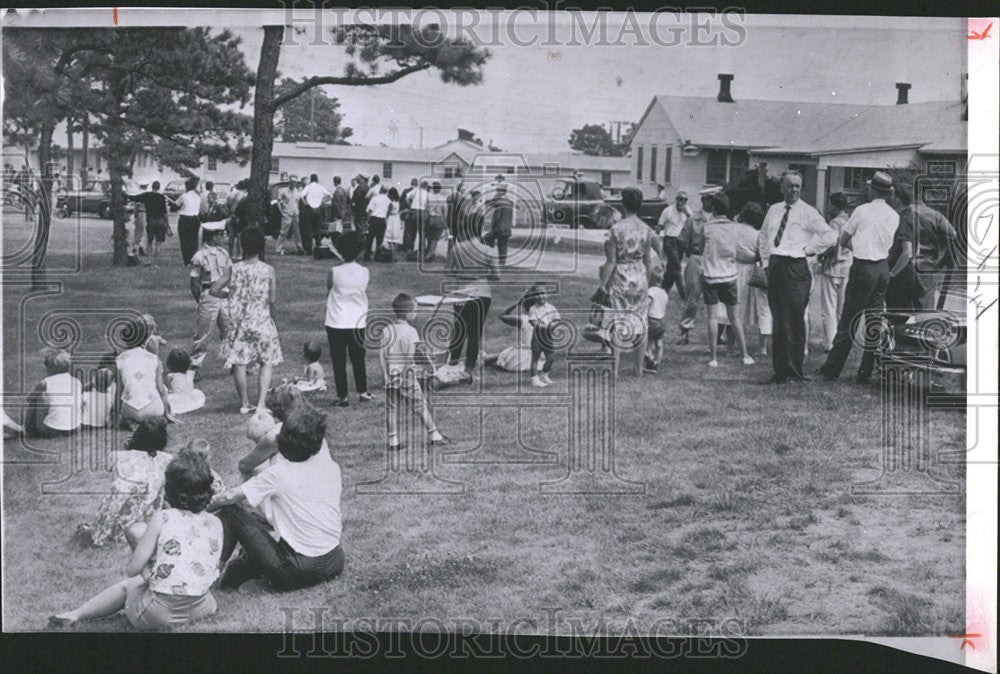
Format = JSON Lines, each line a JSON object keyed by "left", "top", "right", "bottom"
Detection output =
{"left": 2, "top": 212, "right": 965, "bottom": 635}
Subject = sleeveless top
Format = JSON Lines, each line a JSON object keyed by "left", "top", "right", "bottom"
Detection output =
{"left": 148, "top": 508, "right": 223, "bottom": 596}
{"left": 325, "top": 262, "right": 369, "bottom": 330}
{"left": 42, "top": 372, "right": 83, "bottom": 431}
{"left": 116, "top": 348, "right": 160, "bottom": 410}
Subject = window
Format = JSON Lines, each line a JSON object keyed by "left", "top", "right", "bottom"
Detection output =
{"left": 663, "top": 147, "right": 672, "bottom": 184}
{"left": 843, "top": 167, "right": 875, "bottom": 191}
{"left": 269, "top": 157, "right": 280, "bottom": 174}
{"left": 444, "top": 166, "right": 456, "bottom": 179}
{"left": 382, "top": 162, "right": 392, "bottom": 179}
{"left": 207, "top": 156, "right": 217, "bottom": 172}
{"left": 649, "top": 146, "right": 657, "bottom": 184}
{"left": 636, "top": 146, "right": 644, "bottom": 182}
{"left": 926, "top": 160, "right": 956, "bottom": 176}
{"left": 706, "top": 149, "right": 727, "bottom": 185}
{"left": 729, "top": 150, "right": 749, "bottom": 181}
{"left": 600, "top": 171, "right": 611, "bottom": 188}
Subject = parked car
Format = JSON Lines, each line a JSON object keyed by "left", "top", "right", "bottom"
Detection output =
{"left": 542, "top": 178, "right": 668, "bottom": 229}
{"left": 56, "top": 179, "right": 143, "bottom": 219}
{"left": 874, "top": 309, "right": 966, "bottom": 404}
{"left": 162, "top": 179, "right": 187, "bottom": 210}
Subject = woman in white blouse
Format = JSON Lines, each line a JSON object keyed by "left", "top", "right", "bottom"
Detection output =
{"left": 324, "top": 231, "right": 373, "bottom": 407}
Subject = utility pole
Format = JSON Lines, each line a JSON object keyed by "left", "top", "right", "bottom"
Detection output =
{"left": 419, "top": 126, "right": 423, "bottom": 149}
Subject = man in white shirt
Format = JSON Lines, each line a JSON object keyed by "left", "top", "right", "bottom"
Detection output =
{"left": 175, "top": 177, "right": 203, "bottom": 265}
{"left": 363, "top": 186, "right": 391, "bottom": 261}
{"left": 276, "top": 178, "right": 303, "bottom": 255}
{"left": 300, "top": 174, "right": 331, "bottom": 255}
{"left": 818, "top": 171, "right": 899, "bottom": 384}
{"left": 657, "top": 190, "right": 690, "bottom": 299}
{"left": 757, "top": 170, "right": 837, "bottom": 383}
{"left": 815, "top": 192, "right": 853, "bottom": 352}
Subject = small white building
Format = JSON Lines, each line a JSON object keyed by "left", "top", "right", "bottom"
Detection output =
{"left": 628, "top": 74, "right": 966, "bottom": 208}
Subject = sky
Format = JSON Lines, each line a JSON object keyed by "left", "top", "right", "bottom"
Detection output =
{"left": 5, "top": 10, "right": 968, "bottom": 153}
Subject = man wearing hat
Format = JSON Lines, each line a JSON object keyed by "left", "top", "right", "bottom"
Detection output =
{"left": 276, "top": 177, "right": 303, "bottom": 255}
{"left": 757, "top": 170, "right": 837, "bottom": 383}
{"left": 189, "top": 219, "right": 232, "bottom": 372}
{"left": 818, "top": 170, "right": 898, "bottom": 384}
{"left": 676, "top": 186, "right": 721, "bottom": 344}
{"left": 656, "top": 190, "right": 691, "bottom": 300}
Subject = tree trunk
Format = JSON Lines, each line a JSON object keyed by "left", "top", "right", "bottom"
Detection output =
{"left": 67, "top": 123, "right": 75, "bottom": 182}
{"left": 247, "top": 25, "right": 283, "bottom": 229}
{"left": 81, "top": 121, "right": 89, "bottom": 183}
{"left": 31, "top": 123, "right": 55, "bottom": 288}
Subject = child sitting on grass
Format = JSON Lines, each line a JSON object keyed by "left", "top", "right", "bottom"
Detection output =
{"left": 379, "top": 293, "right": 448, "bottom": 450}
{"left": 77, "top": 417, "right": 173, "bottom": 548}
{"left": 482, "top": 296, "right": 542, "bottom": 373}
{"left": 24, "top": 348, "right": 83, "bottom": 438}
{"left": 239, "top": 383, "right": 308, "bottom": 479}
{"left": 81, "top": 367, "right": 117, "bottom": 429}
{"left": 292, "top": 340, "right": 327, "bottom": 393}
{"left": 51, "top": 452, "right": 224, "bottom": 631}
{"left": 644, "top": 263, "right": 669, "bottom": 373}
{"left": 523, "top": 284, "right": 560, "bottom": 388}
{"left": 164, "top": 348, "right": 206, "bottom": 415}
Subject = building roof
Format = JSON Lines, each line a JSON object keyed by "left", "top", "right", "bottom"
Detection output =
{"left": 638, "top": 96, "right": 966, "bottom": 156}
{"left": 271, "top": 141, "right": 630, "bottom": 172}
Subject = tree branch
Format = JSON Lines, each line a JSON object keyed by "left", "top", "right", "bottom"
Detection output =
{"left": 271, "top": 63, "right": 431, "bottom": 109}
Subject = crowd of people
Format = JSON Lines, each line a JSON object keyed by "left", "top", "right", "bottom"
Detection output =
{"left": 2, "top": 161, "right": 960, "bottom": 631}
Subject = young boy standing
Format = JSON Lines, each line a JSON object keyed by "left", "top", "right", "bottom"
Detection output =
{"left": 701, "top": 192, "right": 754, "bottom": 368}
{"left": 644, "top": 263, "right": 669, "bottom": 373}
{"left": 189, "top": 220, "right": 231, "bottom": 372}
{"left": 380, "top": 294, "right": 448, "bottom": 451}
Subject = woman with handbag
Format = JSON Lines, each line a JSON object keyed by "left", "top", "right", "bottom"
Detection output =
{"left": 739, "top": 202, "right": 772, "bottom": 357}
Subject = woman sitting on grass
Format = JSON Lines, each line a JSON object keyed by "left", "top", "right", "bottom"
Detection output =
{"left": 209, "top": 406, "right": 344, "bottom": 592}
{"left": 482, "top": 295, "right": 539, "bottom": 373}
{"left": 116, "top": 317, "right": 176, "bottom": 428}
{"left": 52, "top": 452, "right": 224, "bottom": 631}
{"left": 24, "top": 348, "right": 83, "bottom": 438}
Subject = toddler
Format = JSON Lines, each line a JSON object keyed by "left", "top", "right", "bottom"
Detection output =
{"left": 645, "top": 264, "right": 669, "bottom": 373}
{"left": 164, "top": 348, "right": 206, "bottom": 415}
{"left": 523, "top": 284, "right": 560, "bottom": 388}
{"left": 51, "top": 452, "right": 223, "bottom": 631}
{"left": 379, "top": 293, "right": 448, "bottom": 450}
{"left": 292, "top": 341, "right": 327, "bottom": 393}
{"left": 238, "top": 383, "right": 308, "bottom": 479}
{"left": 81, "top": 367, "right": 117, "bottom": 429}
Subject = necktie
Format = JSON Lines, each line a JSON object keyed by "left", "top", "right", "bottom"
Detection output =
{"left": 773, "top": 204, "right": 791, "bottom": 248}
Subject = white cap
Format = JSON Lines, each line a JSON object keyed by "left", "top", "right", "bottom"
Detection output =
{"left": 201, "top": 220, "right": 227, "bottom": 232}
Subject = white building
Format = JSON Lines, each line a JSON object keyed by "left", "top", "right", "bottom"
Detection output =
{"left": 628, "top": 74, "right": 967, "bottom": 208}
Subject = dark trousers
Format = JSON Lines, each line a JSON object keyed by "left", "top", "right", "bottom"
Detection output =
{"left": 326, "top": 326, "right": 368, "bottom": 399}
{"left": 178, "top": 215, "right": 200, "bottom": 265}
{"left": 885, "top": 263, "right": 921, "bottom": 311}
{"left": 820, "top": 258, "right": 889, "bottom": 381}
{"left": 661, "top": 236, "right": 686, "bottom": 299}
{"left": 495, "top": 235, "right": 510, "bottom": 266}
{"left": 766, "top": 256, "right": 812, "bottom": 381}
{"left": 218, "top": 505, "right": 344, "bottom": 591}
{"left": 364, "top": 217, "right": 387, "bottom": 259}
{"left": 299, "top": 205, "right": 317, "bottom": 255}
{"left": 403, "top": 211, "right": 422, "bottom": 253}
{"left": 449, "top": 297, "right": 491, "bottom": 370}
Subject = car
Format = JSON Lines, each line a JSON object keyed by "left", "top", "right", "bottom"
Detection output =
{"left": 873, "top": 309, "right": 966, "bottom": 405}
{"left": 543, "top": 178, "right": 668, "bottom": 230}
{"left": 162, "top": 179, "right": 187, "bottom": 210}
{"left": 56, "top": 179, "right": 143, "bottom": 219}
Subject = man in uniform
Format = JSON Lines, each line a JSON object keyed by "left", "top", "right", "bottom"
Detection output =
{"left": 189, "top": 219, "right": 232, "bottom": 373}
{"left": 657, "top": 189, "right": 691, "bottom": 300}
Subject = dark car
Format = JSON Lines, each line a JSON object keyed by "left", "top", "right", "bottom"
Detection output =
{"left": 543, "top": 178, "right": 667, "bottom": 229}
{"left": 56, "top": 179, "right": 142, "bottom": 219}
{"left": 874, "top": 309, "right": 966, "bottom": 404}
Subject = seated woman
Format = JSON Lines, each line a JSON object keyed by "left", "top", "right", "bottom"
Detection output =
{"left": 164, "top": 348, "right": 206, "bottom": 415}
{"left": 24, "top": 349, "right": 83, "bottom": 438}
{"left": 209, "top": 406, "right": 344, "bottom": 592}
{"left": 116, "top": 317, "right": 176, "bottom": 428}
{"left": 482, "top": 293, "right": 544, "bottom": 373}
{"left": 50, "top": 452, "right": 223, "bottom": 631}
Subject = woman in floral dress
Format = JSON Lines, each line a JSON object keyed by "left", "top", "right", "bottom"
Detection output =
{"left": 595, "top": 188, "right": 656, "bottom": 360}
{"left": 211, "top": 227, "right": 283, "bottom": 414}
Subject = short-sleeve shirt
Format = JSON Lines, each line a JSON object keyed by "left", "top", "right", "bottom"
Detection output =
{"left": 701, "top": 217, "right": 742, "bottom": 283}
{"left": 843, "top": 199, "right": 900, "bottom": 262}
{"left": 647, "top": 286, "right": 669, "bottom": 320}
{"left": 380, "top": 320, "right": 422, "bottom": 388}
{"left": 132, "top": 192, "right": 168, "bottom": 220}
{"left": 325, "top": 262, "right": 370, "bottom": 329}
{"left": 177, "top": 190, "right": 202, "bottom": 217}
{"left": 528, "top": 302, "right": 560, "bottom": 327}
{"left": 301, "top": 182, "right": 331, "bottom": 210}
{"left": 41, "top": 372, "right": 83, "bottom": 431}
{"left": 189, "top": 244, "right": 232, "bottom": 286}
{"left": 367, "top": 193, "right": 391, "bottom": 219}
{"left": 658, "top": 205, "right": 689, "bottom": 239}
{"left": 240, "top": 448, "right": 343, "bottom": 557}
{"left": 148, "top": 508, "right": 223, "bottom": 597}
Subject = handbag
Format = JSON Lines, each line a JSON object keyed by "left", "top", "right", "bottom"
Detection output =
{"left": 748, "top": 265, "right": 768, "bottom": 290}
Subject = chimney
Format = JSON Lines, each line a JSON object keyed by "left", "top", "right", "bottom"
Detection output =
{"left": 895, "top": 82, "right": 911, "bottom": 105}
{"left": 717, "top": 74, "right": 734, "bottom": 103}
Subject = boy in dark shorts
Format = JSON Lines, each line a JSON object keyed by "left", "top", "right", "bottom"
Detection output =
{"left": 129, "top": 181, "right": 172, "bottom": 267}
{"left": 701, "top": 192, "right": 754, "bottom": 369}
